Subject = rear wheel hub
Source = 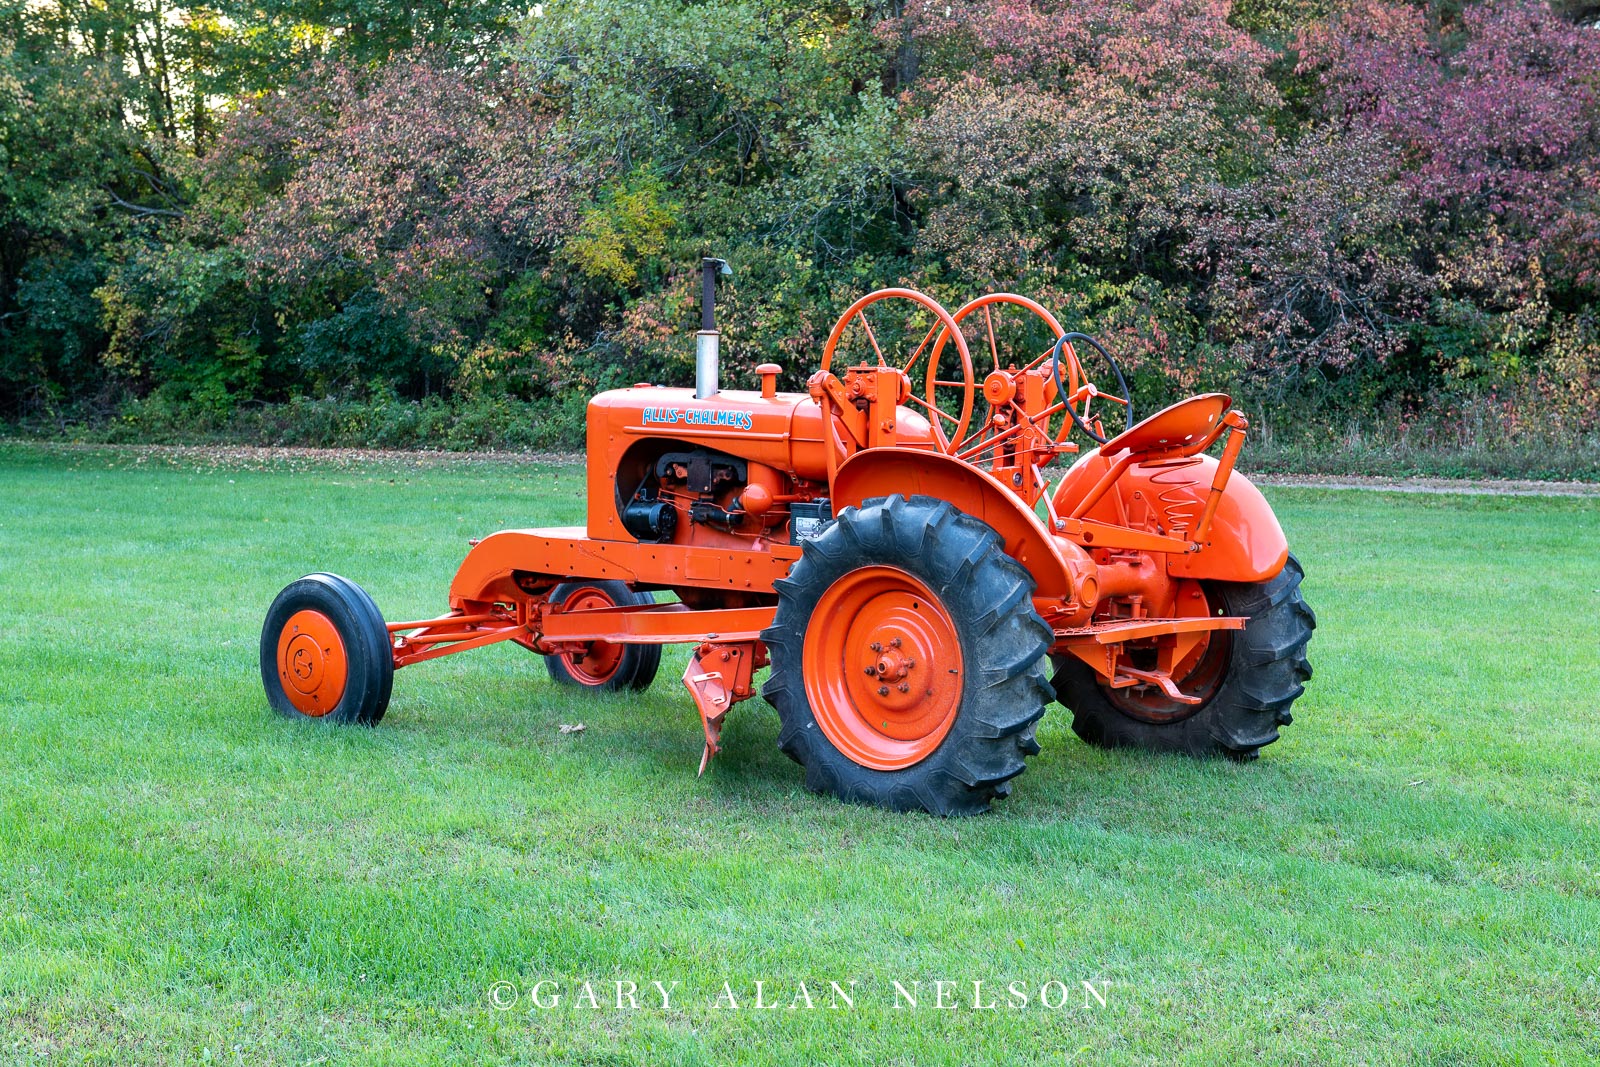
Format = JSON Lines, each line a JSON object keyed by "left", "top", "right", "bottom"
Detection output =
{"left": 804, "top": 566, "right": 964, "bottom": 770}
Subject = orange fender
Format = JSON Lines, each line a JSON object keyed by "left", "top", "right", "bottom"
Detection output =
{"left": 832, "top": 448, "right": 1084, "bottom": 601}
{"left": 1052, "top": 449, "right": 1287, "bottom": 584}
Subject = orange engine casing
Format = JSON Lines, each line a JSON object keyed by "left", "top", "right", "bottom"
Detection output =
{"left": 582, "top": 383, "right": 938, "bottom": 544}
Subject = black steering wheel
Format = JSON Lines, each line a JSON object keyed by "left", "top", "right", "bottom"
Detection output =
{"left": 1049, "top": 331, "right": 1133, "bottom": 445}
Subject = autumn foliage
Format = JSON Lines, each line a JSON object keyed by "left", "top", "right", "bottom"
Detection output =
{"left": 3, "top": 0, "right": 1599, "bottom": 447}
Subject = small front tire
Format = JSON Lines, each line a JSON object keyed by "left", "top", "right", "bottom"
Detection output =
{"left": 261, "top": 573, "right": 393, "bottom": 726}
{"left": 541, "top": 580, "right": 662, "bottom": 691}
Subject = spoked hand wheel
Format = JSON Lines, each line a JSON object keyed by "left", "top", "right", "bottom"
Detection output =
{"left": 931, "top": 293, "right": 1078, "bottom": 465}
{"left": 818, "top": 288, "right": 975, "bottom": 453}
{"left": 1049, "top": 331, "right": 1132, "bottom": 445}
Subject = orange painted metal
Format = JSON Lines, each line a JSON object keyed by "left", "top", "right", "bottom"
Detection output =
{"left": 390, "top": 601, "right": 779, "bottom": 671}
{"left": 801, "top": 566, "right": 964, "bottom": 771}
{"left": 448, "top": 527, "right": 802, "bottom": 607}
{"left": 940, "top": 293, "right": 1082, "bottom": 490}
{"left": 537, "top": 603, "right": 774, "bottom": 645}
{"left": 1051, "top": 449, "right": 1288, "bottom": 584}
{"left": 392, "top": 614, "right": 528, "bottom": 669}
{"left": 1096, "top": 393, "right": 1233, "bottom": 457}
{"left": 819, "top": 288, "right": 976, "bottom": 451}
{"left": 580, "top": 384, "right": 937, "bottom": 545}
{"left": 832, "top": 446, "right": 1089, "bottom": 604}
{"left": 386, "top": 613, "right": 502, "bottom": 633}
{"left": 276, "top": 609, "right": 348, "bottom": 715}
{"left": 1190, "top": 411, "right": 1249, "bottom": 546}
{"left": 684, "top": 640, "right": 766, "bottom": 775}
{"left": 1053, "top": 615, "right": 1246, "bottom": 696}
{"left": 364, "top": 283, "right": 1296, "bottom": 764}
{"left": 1051, "top": 615, "right": 1246, "bottom": 645}
{"left": 550, "top": 584, "right": 628, "bottom": 685}
{"left": 1054, "top": 585, "right": 1242, "bottom": 721}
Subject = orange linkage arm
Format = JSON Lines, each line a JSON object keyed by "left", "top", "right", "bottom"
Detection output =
{"left": 388, "top": 609, "right": 529, "bottom": 669}
{"left": 1189, "top": 411, "right": 1248, "bottom": 548}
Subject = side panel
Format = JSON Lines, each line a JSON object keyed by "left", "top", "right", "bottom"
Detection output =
{"left": 448, "top": 527, "right": 800, "bottom": 607}
{"left": 1052, "top": 449, "right": 1288, "bottom": 583}
{"left": 586, "top": 386, "right": 814, "bottom": 541}
{"left": 832, "top": 448, "right": 1077, "bottom": 600}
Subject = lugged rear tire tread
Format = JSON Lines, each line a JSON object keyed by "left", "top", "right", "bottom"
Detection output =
{"left": 763, "top": 495, "right": 1052, "bottom": 816}
{"left": 1052, "top": 553, "right": 1314, "bottom": 758}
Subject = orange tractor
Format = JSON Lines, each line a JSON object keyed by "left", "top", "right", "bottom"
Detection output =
{"left": 262, "top": 259, "right": 1314, "bottom": 815}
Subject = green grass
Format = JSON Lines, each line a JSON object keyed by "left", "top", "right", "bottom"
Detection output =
{"left": 2, "top": 442, "right": 1597, "bottom": 1065}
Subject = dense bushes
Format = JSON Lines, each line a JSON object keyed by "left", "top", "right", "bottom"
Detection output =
{"left": 3, "top": 0, "right": 1599, "bottom": 470}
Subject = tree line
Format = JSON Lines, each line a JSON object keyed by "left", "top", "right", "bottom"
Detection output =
{"left": 3, "top": 0, "right": 1598, "bottom": 451}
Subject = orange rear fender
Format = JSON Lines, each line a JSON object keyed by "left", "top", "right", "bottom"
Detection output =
{"left": 1052, "top": 450, "right": 1287, "bottom": 584}
{"left": 831, "top": 448, "right": 1092, "bottom": 603}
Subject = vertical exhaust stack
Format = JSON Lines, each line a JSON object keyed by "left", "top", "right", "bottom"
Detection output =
{"left": 695, "top": 257, "right": 731, "bottom": 399}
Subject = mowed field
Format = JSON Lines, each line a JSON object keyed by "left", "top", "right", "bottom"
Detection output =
{"left": 1, "top": 443, "right": 1597, "bottom": 1065}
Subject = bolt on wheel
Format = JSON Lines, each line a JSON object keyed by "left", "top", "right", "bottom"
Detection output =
{"left": 803, "top": 566, "right": 964, "bottom": 771}
{"left": 764, "top": 494, "right": 1053, "bottom": 816}
{"left": 276, "top": 609, "right": 349, "bottom": 716}
{"left": 260, "top": 573, "right": 392, "bottom": 726}
{"left": 540, "top": 580, "right": 662, "bottom": 691}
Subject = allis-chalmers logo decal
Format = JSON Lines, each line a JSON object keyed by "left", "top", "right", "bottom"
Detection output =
{"left": 642, "top": 407, "right": 755, "bottom": 431}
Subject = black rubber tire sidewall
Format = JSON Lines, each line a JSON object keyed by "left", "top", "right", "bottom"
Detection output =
{"left": 260, "top": 572, "right": 393, "bottom": 726}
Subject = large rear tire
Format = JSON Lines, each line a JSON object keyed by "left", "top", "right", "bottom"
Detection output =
{"left": 261, "top": 572, "right": 393, "bottom": 726}
{"left": 764, "top": 495, "right": 1053, "bottom": 816}
{"left": 1052, "top": 553, "right": 1314, "bottom": 758}
{"left": 542, "top": 580, "right": 662, "bottom": 691}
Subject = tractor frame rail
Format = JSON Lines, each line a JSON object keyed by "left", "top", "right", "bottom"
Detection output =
{"left": 387, "top": 602, "right": 774, "bottom": 669}
{"left": 386, "top": 599, "right": 1246, "bottom": 770}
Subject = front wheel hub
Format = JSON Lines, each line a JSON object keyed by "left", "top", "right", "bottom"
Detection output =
{"left": 555, "top": 586, "right": 626, "bottom": 684}
{"left": 276, "top": 609, "right": 348, "bottom": 715}
{"left": 804, "top": 566, "right": 964, "bottom": 770}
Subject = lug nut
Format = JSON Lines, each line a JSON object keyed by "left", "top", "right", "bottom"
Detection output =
{"left": 877, "top": 686, "right": 890, "bottom": 697}
{"left": 864, "top": 666, "right": 876, "bottom": 676}
{"left": 869, "top": 642, "right": 882, "bottom": 653}
{"left": 890, "top": 637, "right": 902, "bottom": 648}
{"left": 897, "top": 683, "right": 910, "bottom": 693}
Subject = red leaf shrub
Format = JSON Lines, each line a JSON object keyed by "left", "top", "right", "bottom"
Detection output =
{"left": 222, "top": 53, "right": 581, "bottom": 359}
{"left": 1302, "top": 0, "right": 1600, "bottom": 293}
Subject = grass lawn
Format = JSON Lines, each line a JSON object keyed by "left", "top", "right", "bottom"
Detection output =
{"left": 1, "top": 443, "right": 1597, "bottom": 1065}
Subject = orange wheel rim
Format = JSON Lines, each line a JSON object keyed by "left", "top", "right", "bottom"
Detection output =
{"left": 560, "top": 586, "right": 626, "bottom": 685}
{"left": 802, "top": 567, "right": 964, "bottom": 770}
{"left": 277, "top": 609, "right": 348, "bottom": 716}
